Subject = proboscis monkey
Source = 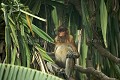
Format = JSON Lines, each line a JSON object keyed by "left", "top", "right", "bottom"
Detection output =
{"left": 54, "top": 27, "right": 79, "bottom": 78}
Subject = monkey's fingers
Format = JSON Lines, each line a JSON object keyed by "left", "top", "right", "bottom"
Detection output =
{"left": 66, "top": 52, "right": 80, "bottom": 58}
{"left": 73, "top": 53, "right": 80, "bottom": 58}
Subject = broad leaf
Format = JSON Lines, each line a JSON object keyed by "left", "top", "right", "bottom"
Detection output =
{"left": 0, "top": 63, "right": 63, "bottom": 80}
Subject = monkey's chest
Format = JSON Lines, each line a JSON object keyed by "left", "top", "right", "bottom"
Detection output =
{"left": 55, "top": 45, "right": 69, "bottom": 63}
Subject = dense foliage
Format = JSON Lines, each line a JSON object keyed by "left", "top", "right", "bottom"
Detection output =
{"left": 0, "top": 0, "right": 120, "bottom": 80}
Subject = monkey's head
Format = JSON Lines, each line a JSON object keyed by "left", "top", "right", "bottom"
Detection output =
{"left": 57, "top": 27, "right": 69, "bottom": 37}
{"left": 57, "top": 27, "right": 69, "bottom": 43}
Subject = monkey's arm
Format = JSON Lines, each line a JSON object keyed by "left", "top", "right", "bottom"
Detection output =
{"left": 69, "top": 35, "right": 78, "bottom": 52}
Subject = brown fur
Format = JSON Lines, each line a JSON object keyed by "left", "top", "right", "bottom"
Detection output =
{"left": 54, "top": 27, "right": 78, "bottom": 68}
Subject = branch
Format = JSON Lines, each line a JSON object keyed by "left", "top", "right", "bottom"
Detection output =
{"left": 75, "top": 64, "right": 117, "bottom": 80}
{"left": 92, "top": 43, "right": 120, "bottom": 64}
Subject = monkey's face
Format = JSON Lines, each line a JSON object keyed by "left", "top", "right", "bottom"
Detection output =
{"left": 58, "top": 31, "right": 67, "bottom": 43}
{"left": 59, "top": 31, "right": 65, "bottom": 37}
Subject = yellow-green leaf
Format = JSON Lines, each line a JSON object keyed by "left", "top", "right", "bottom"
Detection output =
{"left": 100, "top": 0, "right": 108, "bottom": 47}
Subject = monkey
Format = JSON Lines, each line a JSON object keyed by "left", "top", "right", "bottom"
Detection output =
{"left": 54, "top": 27, "right": 79, "bottom": 79}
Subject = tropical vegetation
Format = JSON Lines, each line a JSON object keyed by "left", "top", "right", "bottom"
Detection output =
{"left": 0, "top": 0, "right": 120, "bottom": 80}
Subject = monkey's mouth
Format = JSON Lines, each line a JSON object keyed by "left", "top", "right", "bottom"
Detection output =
{"left": 58, "top": 36, "right": 67, "bottom": 43}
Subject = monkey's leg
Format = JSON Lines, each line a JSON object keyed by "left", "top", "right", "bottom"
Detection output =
{"left": 65, "top": 57, "right": 75, "bottom": 79}
{"left": 46, "top": 62, "right": 68, "bottom": 79}
{"left": 65, "top": 50, "right": 80, "bottom": 80}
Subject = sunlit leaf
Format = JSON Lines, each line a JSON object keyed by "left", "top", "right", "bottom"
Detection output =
{"left": 20, "top": 9, "right": 46, "bottom": 22}
{"left": 26, "top": 14, "right": 35, "bottom": 37}
{"left": 100, "top": 0, "right": 108, "bottom": 47}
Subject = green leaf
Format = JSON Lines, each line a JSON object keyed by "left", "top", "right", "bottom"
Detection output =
{"left": 23, "top": 38, "right": 31, "bottom": 67}
{"left": 2, "top": 3, "right": 11, "bottom": 63}
{"left": 0, "top": 63, "right": 63, "bottom": 80}
{"left": 29, "top": 70, "right": 35, "bottom": 80}
{"left": 25, "top": 69, "right": 31, "bottom": 80}
{"left": 11, "top": 46, "right": 17, "bottom": 65}
{"left": 34, "top": 71, "right": 39, "bottom": 80}
{"left": 100, "top": 0, "right": 108, "bottom": 47}
{"left": 21, "top": 18, "right": 54, "bottom": 43}
{"left": 0, "top": 64, "right": 5, "bottom": 80}
{"left": 81, "top": 0, "right": 92, "bottom": 39}
{"left": 12, "top": 66, "right": 19, "bottom": 80}
{"left": 52, "top": 6, "right": 59, "bottom": 29}
{"left": 81, "top": 30, "right": 88, "bottom": 68}
{"left": 8, "top": 66, "right": 15, "bottom": 80}
{"left": 35, "top": 43, "right": 54, "bottom": 63}
{"left": 3, "top": 65, "right": 10, "bottom": 80}
{"left": 17, "top": 67, "right": 23, "bottom": 80}
{"left": 21, "top": 68, "right": 27, "bottom": 80}
{"left": 32, "top": 24, "right": 54, "bottom": 43}
{"left": 17, "top": 33, "right": 27, "bottom": 66}
{"left": 31, "top": 0, "right": 41, "bottom": 15}
{"left": 9, "top": 16, "right": 19, "bottom": 48}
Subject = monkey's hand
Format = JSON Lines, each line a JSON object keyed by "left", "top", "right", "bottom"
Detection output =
{"left": 58, "top": 68, "right": 65, "bottom": 74}
{"left": 66, "top": 50, "right": 74, "bottom": 58}
{"left": 66, "top": 51, "right": 80, "bottom": 58}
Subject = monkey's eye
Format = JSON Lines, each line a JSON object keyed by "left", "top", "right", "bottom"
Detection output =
{"left": 58, "top": 29, "right": 65, "bottom": 32}
{"left": 58, "top": 27, "right": 68, "bottom": 32}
